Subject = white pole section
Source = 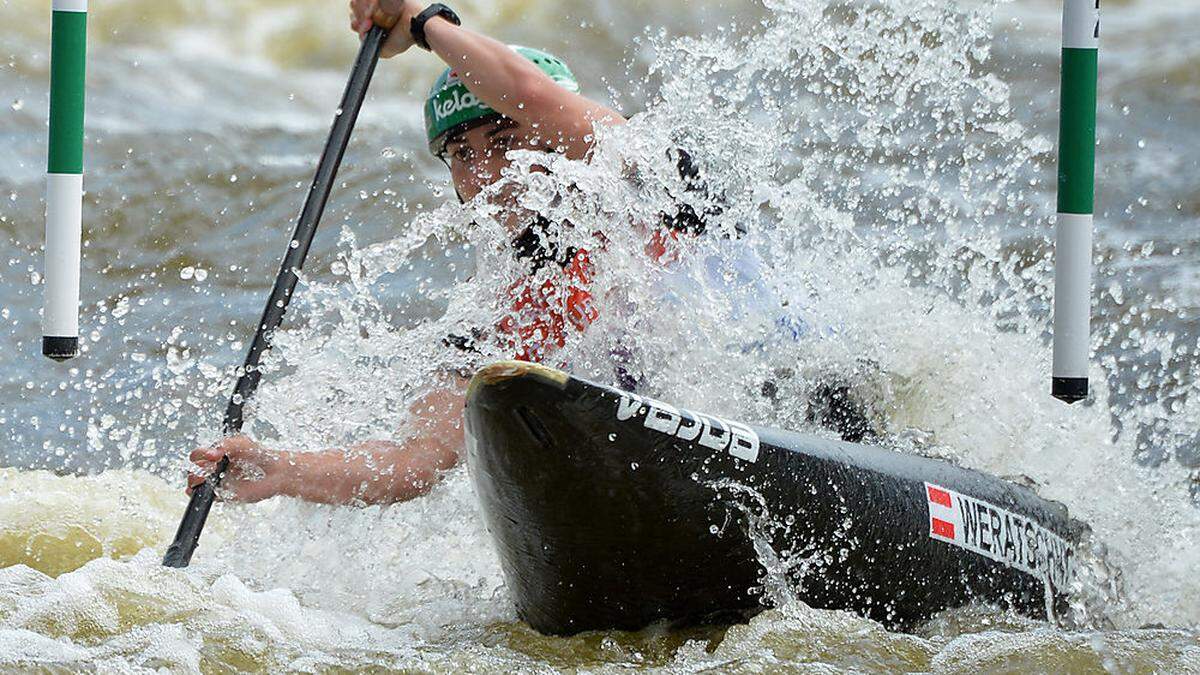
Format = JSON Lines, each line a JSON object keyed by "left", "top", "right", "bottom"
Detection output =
{"left": 44, "top": 0, "right": 88, "bottom": 361}
{"left": 1051, "top": 0, "right": 1099, "bottom": 404}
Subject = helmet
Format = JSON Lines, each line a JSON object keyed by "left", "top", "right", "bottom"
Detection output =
{"left": 424, "top": 45, "right": 580, "bottom": 157}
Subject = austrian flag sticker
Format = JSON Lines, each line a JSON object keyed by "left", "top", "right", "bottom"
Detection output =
{"left": 922, "top": 481, "right": 1075, "bottom": 590}
{"left": 925, "top": 483, "right": 958, "bottom": 542}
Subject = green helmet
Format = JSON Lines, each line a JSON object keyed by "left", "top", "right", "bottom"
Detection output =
{"left": 423, "top": 45, "right": 580, "bottom": 157}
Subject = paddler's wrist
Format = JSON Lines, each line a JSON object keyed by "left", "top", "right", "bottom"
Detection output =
{"left": 397, "top": 1, "right": 424, "bottom": 31}
{"left": 419, "top": 11, "right": 458, "bottom": 53}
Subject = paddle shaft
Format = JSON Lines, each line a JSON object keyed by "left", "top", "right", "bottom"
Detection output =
{"left": 163, "top": 26, "right": 389, "bottom": 567}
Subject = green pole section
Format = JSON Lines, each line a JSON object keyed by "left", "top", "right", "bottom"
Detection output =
{"left": 1056, "top": 49, "right": 1097, "bottom": 216}
{"left": 44, "top": 0, "right": 88, "bottom": 361}
{"left": 1051, "top": 0, "right": 1099, "bottom": 404}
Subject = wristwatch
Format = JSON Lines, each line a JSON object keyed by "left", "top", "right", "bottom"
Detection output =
{"left": 411, "top": 4, "right": 461, "bottom": 51}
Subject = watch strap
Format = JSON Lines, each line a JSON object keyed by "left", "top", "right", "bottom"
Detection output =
{"left": 411, "top": 4, "right": 461, "bottom": 51}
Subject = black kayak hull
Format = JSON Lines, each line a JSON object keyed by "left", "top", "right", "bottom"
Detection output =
{"left": 464, "top": 361, "right": 1084, "bottom": 635}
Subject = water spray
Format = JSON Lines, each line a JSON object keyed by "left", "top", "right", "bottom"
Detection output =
{"left": 43, "top": 0, "right": 88, "bottom": 361}
{"left": 1051, "top": 0, "right": 1099, "bottom": 404}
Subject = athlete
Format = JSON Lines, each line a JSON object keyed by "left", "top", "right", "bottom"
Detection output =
{"left": 187, "top": 0, "right": 684, "bottom": 504}
{"left": 186, "top": 0, "right": 870, "bottom": 504}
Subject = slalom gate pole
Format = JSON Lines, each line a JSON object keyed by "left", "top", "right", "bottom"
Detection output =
{"left": 44, "top": 0, "right": 88, "bottom": 361}
{"left": 163, "top": 24, "right": 391, "bottom": 567}
{"left": 1051, "top": 0, "right": 1099, "bottom": 404}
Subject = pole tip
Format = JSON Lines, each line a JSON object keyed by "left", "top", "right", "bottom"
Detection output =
{"left": 42, "top": 335, "right": 79, "bottom": 361}
{"left": 1051, "top": 377, "right": 1088, "bottom": 404}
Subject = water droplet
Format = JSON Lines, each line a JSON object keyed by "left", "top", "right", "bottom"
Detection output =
{"left": 180, "top": 266, "right": 195, "bottom": 280}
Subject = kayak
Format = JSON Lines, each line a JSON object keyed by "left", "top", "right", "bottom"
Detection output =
{"left": 464, "top": 361, "right": 1086, "bottom": 635}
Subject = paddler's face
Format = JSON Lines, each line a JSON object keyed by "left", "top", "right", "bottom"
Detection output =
{"left": 444, "top": 118, "right": 541, "bottom": 206}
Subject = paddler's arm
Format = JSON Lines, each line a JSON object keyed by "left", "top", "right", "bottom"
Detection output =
{"left": 350, "top": 0, "right": 625, "bottom": 159}
{"left": 187, "top": 381, "right": 467, "bottom": 505}
{"left": 422, "top": 22, "right": 625, "bottom": 158}
{"left": 286, "top": 382, "right": 466, "bottom": 504}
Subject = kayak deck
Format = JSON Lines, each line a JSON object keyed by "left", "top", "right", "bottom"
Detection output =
{"left": 464, "top": 361, "right": 1084, "bottom": 635}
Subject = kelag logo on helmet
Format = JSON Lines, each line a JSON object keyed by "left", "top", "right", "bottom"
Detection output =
{"left": 432, "top": 89, "right": 491, "bottom": 121}
{"left": 423, "top": 45, "right": 580, "bottom": 156}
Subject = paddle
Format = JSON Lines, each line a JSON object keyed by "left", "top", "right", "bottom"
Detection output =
{"left": 163, "top": 23, "right": 392, "bottom": 568}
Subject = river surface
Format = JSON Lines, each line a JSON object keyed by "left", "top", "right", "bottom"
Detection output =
{"left": 2, "top": 0, "right": 1199, "bottom": 671}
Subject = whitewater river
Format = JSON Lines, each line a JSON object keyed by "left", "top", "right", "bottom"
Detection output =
{"left": 2, "top": 0, "right": 1199, "bottom": 670}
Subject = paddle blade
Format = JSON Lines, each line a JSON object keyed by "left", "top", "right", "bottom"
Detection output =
{"left": 162, "top": 477, "right": 219, "bottom": 567}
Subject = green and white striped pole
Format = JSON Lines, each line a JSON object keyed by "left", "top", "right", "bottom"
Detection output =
{"left": 43, "top": 0, "right": 87, "bottom": 361}
{"left": 1051, "top": 0, "right": 1099, "bottom": 404}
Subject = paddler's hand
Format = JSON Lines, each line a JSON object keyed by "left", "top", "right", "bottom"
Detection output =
{"left": 349, "top": 0, "right": 425, "bottom": 58}
{"left": 187, "top": 435, "right": 290, "bottom": 504}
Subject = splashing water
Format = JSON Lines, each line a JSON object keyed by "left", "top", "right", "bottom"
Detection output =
{"left": 2, "top": 0, "right": 1199, "bottom": 669}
